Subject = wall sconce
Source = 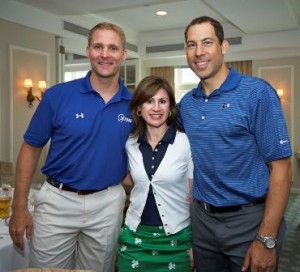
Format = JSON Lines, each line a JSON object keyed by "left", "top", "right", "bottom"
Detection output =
{"left": 24, "top": 78, "right": 46, "bottom": 108}
{"left": 277, "top": 89, "right": 284, "bottom": 100}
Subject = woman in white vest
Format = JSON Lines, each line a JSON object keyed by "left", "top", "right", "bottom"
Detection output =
{"left": 117, "top": 75, "right": 194, "bottom": 272}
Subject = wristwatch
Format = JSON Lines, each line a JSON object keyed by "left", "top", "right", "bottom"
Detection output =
{"left": 255, "top": 232, "right": 277, "bottom": 249}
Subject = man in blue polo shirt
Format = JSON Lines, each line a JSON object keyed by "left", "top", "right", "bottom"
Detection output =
{"left": 179, "top": 16, "right": 292, "bottom": 272}
{"left": 9, "top": 22, "right": 132, "bottom": 272}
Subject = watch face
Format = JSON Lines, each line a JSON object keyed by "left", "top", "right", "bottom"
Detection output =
{"left": 266, "top": 238, "right": 276, "bottom": 249}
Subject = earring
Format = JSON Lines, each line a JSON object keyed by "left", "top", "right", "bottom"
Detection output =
{"left": 137, "top": 110, "right": 142, "bottom": 116}
{"left": 169, "top": 111, "right": 172, "bottom": 117}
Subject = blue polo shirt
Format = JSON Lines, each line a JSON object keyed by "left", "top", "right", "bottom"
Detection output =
{"left": 179, "top": 68, "right": 292, "bottom": 206}
{"left": 24, "top": 71, "right": 133, "bottom": 190}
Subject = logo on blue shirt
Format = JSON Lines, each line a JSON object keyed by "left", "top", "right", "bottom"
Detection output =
{"left": 118, "top": 114, "right": 132, "bottom": 123}
{"left": 75, "top": 113, "right": 84, "bottom": 119}
{"left": 220, "top": 103, "right": 230, "bottom": 110}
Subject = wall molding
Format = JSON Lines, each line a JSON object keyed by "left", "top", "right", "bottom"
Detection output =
{"left": 9, "top": 45, "right": 50, "bottom": 161}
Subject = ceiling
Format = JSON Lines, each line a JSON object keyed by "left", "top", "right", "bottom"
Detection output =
{"left": 2, "top": 0, "right": 300, "bottom": 63}
{"left": 12, "top": 0, "right": 300, "bottom": 35}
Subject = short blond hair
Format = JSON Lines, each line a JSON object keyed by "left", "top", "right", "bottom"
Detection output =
{"left": 88, "top": 22, "right": 126, "bottom": 50}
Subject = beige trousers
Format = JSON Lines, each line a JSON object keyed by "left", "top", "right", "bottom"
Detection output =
{"left": 30, "top": 181, "right": 126, "bottom": 272}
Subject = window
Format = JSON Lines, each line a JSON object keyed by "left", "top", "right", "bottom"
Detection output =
{"left": 174, "top": 67, "right": 199, "bottom": 102}
{"left": 120, "top": 59, "right": 139, "bottom": 92}
{"left": 65, "top": 71, "right": 88, "bottom": 82}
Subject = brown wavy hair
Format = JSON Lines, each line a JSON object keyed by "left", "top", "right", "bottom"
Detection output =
{"left": 130, "top": 75, "right": 179, "bottom": 138}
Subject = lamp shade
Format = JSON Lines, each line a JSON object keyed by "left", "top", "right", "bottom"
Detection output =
{"left": 277, "top": 89, "right": 284, "bottom": 97}
{"left": 24, "top": 78, "right": 33, "bottom": 88}
{"left": 38, "top": 80, "right": 47, "bottom": 89}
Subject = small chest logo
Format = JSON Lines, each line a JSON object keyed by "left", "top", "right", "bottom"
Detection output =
{"left": 220, "top": 103, "right": 230, "bottom": 110}
{"left": 75, "top": 113, "right": 84, "bottom": 119}
{"left": 118, "top": 114, "right": 132, "bottom": 123}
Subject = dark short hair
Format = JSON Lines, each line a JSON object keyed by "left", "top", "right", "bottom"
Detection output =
{"left": 87, "top": 22, "right": 126, "bottom": 50}
{"left": 130, "top": 75, "right": 178, "bottom": 138}
{"left": 184, "top": 16, "right": 224, "bottom": 45}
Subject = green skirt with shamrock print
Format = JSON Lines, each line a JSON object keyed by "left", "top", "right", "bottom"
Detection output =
{"left": 117, "top": 224, "right": 192, "bottom": 272}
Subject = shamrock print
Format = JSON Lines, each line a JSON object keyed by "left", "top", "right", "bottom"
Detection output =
{"left": 151, "top": 250, "right": 159, "bottom": 256}
{"left": 170, "top": 239, "right": 177, "bottom": 246}
{"left": 131, "top": 260, "right": 139, "bottom": 269}
{"left": 135, "top": 238, "right": 142, "bottom": 245}
{"left": 168, "top": 262, "right": 176, "bottom": 270}
{"left": 120, "top": 245, "right": 127, "bottom": 252}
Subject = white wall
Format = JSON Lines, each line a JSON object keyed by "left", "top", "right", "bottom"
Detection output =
{"left": 0, "top": 19, "right": 56, "bottom": 185}
{"left": 253, "top": 57, "right": 300, "bottom": 193}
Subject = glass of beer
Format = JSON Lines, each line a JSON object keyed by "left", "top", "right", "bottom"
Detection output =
{"left": 0, "top": 189, "right": 11, "bottom": 219}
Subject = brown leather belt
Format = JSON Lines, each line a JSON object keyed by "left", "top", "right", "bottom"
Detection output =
{"left": 197, "top": 197, "right": 266, "bottom": 213}
{"left": 46, "top": 176, "right": 107, "bottom": 195}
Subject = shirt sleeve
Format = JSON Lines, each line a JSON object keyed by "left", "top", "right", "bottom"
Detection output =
{"left": 24, "top": 91, "right": 54, "bottom": 147}
{"left": 250, "top": 83, "right": 292, "bottom": 162}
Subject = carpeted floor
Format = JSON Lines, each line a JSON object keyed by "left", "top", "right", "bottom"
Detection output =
{"left": 278, "top": 193, "right": 300, "bottom": 272}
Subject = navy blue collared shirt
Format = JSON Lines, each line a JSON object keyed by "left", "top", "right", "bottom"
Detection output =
{"left": 138, "top": 126, "right": 176, "bottom": 225}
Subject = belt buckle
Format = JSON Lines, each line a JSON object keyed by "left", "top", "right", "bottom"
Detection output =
{"left": 204, "top": 202, "right": 210, "bottom": 212}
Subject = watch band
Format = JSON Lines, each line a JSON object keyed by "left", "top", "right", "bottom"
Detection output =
{"left": 255, "top": 232, "right": 277, "bottom": 249}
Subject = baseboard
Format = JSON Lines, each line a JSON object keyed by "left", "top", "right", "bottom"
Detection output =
{"left": 290, "top": 187, "right": 300, "bottom": 194}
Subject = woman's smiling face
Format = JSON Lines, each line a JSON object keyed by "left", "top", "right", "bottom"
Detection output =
{"left": 138, "top": 88, "right": 170, "bottom": 129}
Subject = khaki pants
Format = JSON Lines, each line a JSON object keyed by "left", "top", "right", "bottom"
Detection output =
{"left": 30, "top": 181, "right": 126, "bottom": 272}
